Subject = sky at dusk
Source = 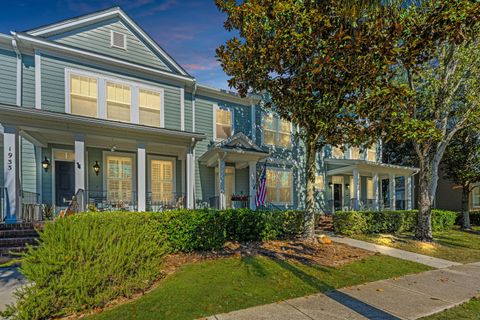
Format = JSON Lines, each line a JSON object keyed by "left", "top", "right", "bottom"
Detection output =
{"left": 0, "top": 0, "right": 234, "bottom": 90}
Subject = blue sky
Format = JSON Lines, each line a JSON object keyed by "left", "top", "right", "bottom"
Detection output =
{"left": 0, "top": 0, "right": 234, "bottom": 89}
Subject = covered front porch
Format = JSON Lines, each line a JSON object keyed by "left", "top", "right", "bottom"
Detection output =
{"left": 323, "top": 159, "right": 418, "bottom": 213}
{"left": 198, "top": 133, "right": 269, "bottom": 210}
{"left": 0, "top": 105, "right": 205, "bottom": 223}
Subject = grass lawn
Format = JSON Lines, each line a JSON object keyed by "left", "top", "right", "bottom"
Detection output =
{"left": 421, "top": 298, "right": 480, "bottom": 320}
{"left": 90, "top": 254, "right": 431, "bottom": 320}
{"left": 352, "top": 226, "right": 480, "bottom": 263}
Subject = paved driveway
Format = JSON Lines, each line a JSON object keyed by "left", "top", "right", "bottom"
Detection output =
{"left": 0, "top": 267, "right": 25, "bottom": 314}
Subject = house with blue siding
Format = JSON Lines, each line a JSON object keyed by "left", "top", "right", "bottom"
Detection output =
{"left": 0, "top": 7, "right": 418, "bottom": 223}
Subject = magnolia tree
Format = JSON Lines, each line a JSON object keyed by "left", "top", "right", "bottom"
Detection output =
{"left": 215, "top": 0, "right": 406, "bottom": 238}
{"left": 442, "top": 129, "right": 480, "bottom": 229}
{"left": 391, "top": 1, "right": 480, "bottom": 241}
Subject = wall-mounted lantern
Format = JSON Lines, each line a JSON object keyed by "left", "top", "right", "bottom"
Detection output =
{"left": 345, "top": 183, "right": 350, "bottom": 189}
{"left": 41, "top": 157, "right": 50, "bottom": 172}
{"left": 93, "top": 161, "right": 101, "bottom": 176}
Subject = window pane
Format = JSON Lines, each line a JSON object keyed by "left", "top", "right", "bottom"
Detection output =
{"left": 107, "top": 156, "right": 133, "bottom": 202}
{"left": 368, "top": 143, "right": 377, "bottom": 162}
{"left": 350, "top": 147, "right": 360, "bottom": 160}
{"left": 315, "top": 175, "right": 324, "bottom": 190}
{"left": 107, "top": 82, "right": 131, "bottom": 122}
{"left": 332, "top": 146, "right": 344, "bottom": 159}
{"left": 264, "top": 130, "right": 276, "bottom": 145}
{"left": 266, "top": 169, "right": 277, "bottom": 203}
{"left": 279, "top": 119, "right": 290, "bottom": 133}
{"left": 70, "top": 74, "right": 98, "bottom": 117}
{"left": 279, "top": 133, "right": 292, "bottom": 148}
{"left": 473, "top": 187, "right": 480, "bottom": 208}
{"left": 216, "top": 109, "right": 232, "bottom": 139}
{"left": 139, "top": 89, "right": 161, "bottom": 127}
{"left": 367, "top": 178, "right": 374, "bottom": 199}
{"left": 151, "top": 159, "right": 174, "bottom": 202}
{"left": 278, "top": 171, "right": 292, "bottom": 203}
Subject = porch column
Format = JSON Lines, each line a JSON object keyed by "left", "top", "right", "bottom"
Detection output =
{"left": 3, "top": 127, "right": 20, "bottom": 223}
{"left": 74, "top": 136, "right": 86, "bottom": 212}
{"left": 389, "top": 173, "right": 396, "bottom": 210}
{"left": 372, "top": 172, "right": 379, "bottom": 211}
{"left": 186, "top": 150, "right": 195, "bottom": 209}
{"left": 353, "top": 168, "right": 360, "bottom": 211}
{"left": 249, "top": 161, "right": 257, "bottom": 210}
{"left": 137, "top": 144, "right": 146, "bottom": 212}
{"left": 218, "top": 158, "right": 226, "bottom": 210}
{"left": 405, "top": 175, "right": 412, "bottom": 210}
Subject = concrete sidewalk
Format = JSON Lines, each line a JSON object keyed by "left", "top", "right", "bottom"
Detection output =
{"left": 0, "top": 267, "right": 25, "bottom": 313}
{"left": 327, "top": 235, "right": 461, "bottom": 269}
{"left": 207, "top": 262, "right": 480, "bottom": 320}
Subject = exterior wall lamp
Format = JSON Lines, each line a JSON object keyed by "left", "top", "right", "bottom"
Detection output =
{"left": 93, "top": 161, "right": 101, "bottom": 176}
{"left": 41, "top": 157, "right": 50, "bottom": 172}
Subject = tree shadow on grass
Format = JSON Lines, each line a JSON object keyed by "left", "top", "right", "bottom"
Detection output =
{"left": 243, "top": 250, "right": 401, "bottom": 320}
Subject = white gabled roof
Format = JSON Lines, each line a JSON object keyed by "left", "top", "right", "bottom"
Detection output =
{"left": 25, "top": 6, "right": 190, "bottom": 77}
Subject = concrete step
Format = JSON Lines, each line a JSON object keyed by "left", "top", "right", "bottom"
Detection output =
{"left": 0, "top": 229, "right": 39, "bottom": 238}
{"left": 0, "top": 246, "right": 28, "bottom": 256}
{"left": 0, "top": 237, "right": 38, "bottom": 247}
{"left": 0, "top": 223, "right": 36, "bottom": 230}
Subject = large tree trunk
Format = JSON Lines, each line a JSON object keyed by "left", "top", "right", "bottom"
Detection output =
{"left": 416, "top": 157, "right": 434, "bottom": 241}
{"left": 304, "top": 136, "right": 318, "bottom": 238}
{"left": 461, "top": 185, "right": 471, "bottom": 230}
{"left": 415, "top": 142, "right": 448, "bottom": 242}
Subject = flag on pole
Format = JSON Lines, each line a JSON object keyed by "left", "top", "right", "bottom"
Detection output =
{"left": 255, "top": 161, "right": 267, "bottom": 207}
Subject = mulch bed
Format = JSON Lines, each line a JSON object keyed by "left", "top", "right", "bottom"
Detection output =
{"left": 163, "top": 237, "right": 374, "bottom": 275}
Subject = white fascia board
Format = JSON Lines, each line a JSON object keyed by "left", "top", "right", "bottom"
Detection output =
{"left": 196, "top": 84, "right": 261, "bottom": 106}
{"left": 27, "top": 8, "right": 188, "bottom": 76}
{"left": 15, "top": 33, "right": 194, "bottom": 85}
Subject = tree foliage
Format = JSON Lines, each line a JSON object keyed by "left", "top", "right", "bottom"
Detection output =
{"left": 215, "top": 0, "right": 407, "bottom": 237}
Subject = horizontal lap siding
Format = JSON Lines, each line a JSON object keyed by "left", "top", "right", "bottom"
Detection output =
{"left": 184, "top": 92, "right": 193, "bottom": 132}
{"left": 0, "top": 146, "right": 3, "bottom": 186}
{"left": 22, "top": 55, "right": 35, "bottom": 108}
{"left": 40, "top": 54, "right": 182, "bottom": 129}
{"left": 194, "top": 98, "right": 215, "bottom": 202}
{"left": 0, "top": 49, "right": 17, "bottom": 105}
{"left": 87, "top": 147, "right": 103, "bottom": 194}
{"left": 21, "top": 138, "right": 37, "bottom": 193}
{"left": 54, "top": 18, "right": 172, "bottom": 72}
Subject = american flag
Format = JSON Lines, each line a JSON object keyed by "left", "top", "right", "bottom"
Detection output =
{"left": 255, "top": 162, "right": 267, "bottom": 207}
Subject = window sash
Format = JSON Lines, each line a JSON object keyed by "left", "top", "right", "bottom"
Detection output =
{"left": 139, "top": 89, "right": 161, "bottom": 127}
{"left": 473, "top": 187, "right": 480, "bottom": 208}
{"left": 367, "top": 144, "right": 377, "bottom": 161}
{"left": 107, "top": 82, "right": 131, "bottom": 122}
{"left": 332, "top": 146, "right": 344, "bottom": 159}
{"left": 263, "top": 115, "right": 291, "bottom": 148}
{"left": 350, "top": 147, "right": 360, "bottom": 160}
{"left": 70, "top": 74, "right": 98, "bottom": 117}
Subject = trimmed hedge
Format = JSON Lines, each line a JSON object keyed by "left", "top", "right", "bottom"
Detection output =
{"left": 333, "top": 209, "right": 457, "bottom": 236}
{"left": 2, "top": 209, "right": 304, "bottom": 320}
{"left": 456, "top": 211, "right": 480, "bottom": 226}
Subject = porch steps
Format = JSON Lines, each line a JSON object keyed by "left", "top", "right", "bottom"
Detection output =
{"left": 0, "top": 224, "right": 40, "bottom": 262}
{"left": 316, "top": 215, "right": 334, "bottom": 232}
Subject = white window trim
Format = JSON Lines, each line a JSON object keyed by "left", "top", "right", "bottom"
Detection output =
{"left": 65, "top": 68, "right": 165, "bottom": 127}
{"left": 267, "top": 167, "right": 294, "bottom": 206}
{"left": 102, "top": 151, "right": 137, "bottom": 198}
{"left": 213, "top": 103, "right": 234, "bottom": 141}
{"left": 110, "top": 30, "right": 127, "bottom": 50}
{"left": 147, "top": 155, "right": 177, "bottom": 198}
{"left": 261, "top": 112, "right": 293, "bottom": 149}
{"left": 472, "top": 186, "right": 480, "bottom": 209}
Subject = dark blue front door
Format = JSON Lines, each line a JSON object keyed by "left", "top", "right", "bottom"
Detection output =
{"left": 55, "top": 161, "right": 75, "bottom": 207}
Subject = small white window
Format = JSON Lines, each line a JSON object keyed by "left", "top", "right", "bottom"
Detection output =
{"left": 139, "top": 89, "right": 161, "bottom": 127}
{"left": 332, "top": 146, "right": 344, "bottom": 159}
{"left": 107, "top": 82, "right": 131, "bottom": 122}
{"left": 70, "top": 74, "right": 98, "bottom": 117}
{"left": 367, "top": 143, "right": 377, "bottom": 162}
{"left": 350, "top": 147, "right": 360, "bottom": 160}
{"left": 111, "top": 31, "right": 127, "bottom": 50}
{"left": 262, "top": 114, "right": 292, "bottom": 148}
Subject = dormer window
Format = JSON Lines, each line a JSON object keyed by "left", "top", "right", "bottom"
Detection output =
{"left": 111, "top": 31, "right": 127, "bottom": 50}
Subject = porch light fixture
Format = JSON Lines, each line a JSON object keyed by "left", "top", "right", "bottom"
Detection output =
{"left": 93, "top": 161, "right": 101, "bottom": 176}
{"left": 345, "top": 183, "right": 350, "bottom": 189}
{"left": 328, "top": 182, "right": 333, "bottom": 187}
{"left": 41, "top": 157, "right": 50, "bottom": 172}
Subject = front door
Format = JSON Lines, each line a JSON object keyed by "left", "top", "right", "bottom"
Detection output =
{"left": 55, "top": 161, "right": 75, "bottom": 207}
{"left": 333, "top": 184, "right": 343, "bottom": 211}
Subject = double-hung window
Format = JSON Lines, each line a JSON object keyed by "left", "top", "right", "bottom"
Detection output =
{"left": 332, "top": 146, "right": 344, "bottom": 159}
{"left": 139, "top": 89, "right": 161, "bottom": 127}
{"left": 215, "top": 107, "right": 233, "bottom": 140}
{"left": 263, "top": 114, "right": 292, "bottom": 148}
{"left": 266, "top": 169, "right": 293, "bottom": 205}
{"left": 70, "top": 74, "right": 98, "bottom": 117}
{"left": 350, "top": 147, "right": 360, "bottom": 160}
{"left": 150, "top": 159, "right": 174, "bottom": 203}
{"left": 107, "top": 82, "right": 131, "bottom": 122}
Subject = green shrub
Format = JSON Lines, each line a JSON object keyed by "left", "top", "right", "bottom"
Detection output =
{"left": 333, "top": 209, "right": 456, "bottom": 235}
{"left": 2, "top": 212, "right": 166, "bottom": 320}
{"left": 153, "top": 209, "right": 227, "bottom": 252}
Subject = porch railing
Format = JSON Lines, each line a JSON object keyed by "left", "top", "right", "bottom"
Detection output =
{"left": 207, "top": 195, "right": 251, "bottom": 210}
{"left": 147, "top": 192, "right": 185, "bottom": 212}
{"left": 85, "top": 191, "right": 138, "bottom": 212}
{"left": 20, "top": 190, "right": 41, "bottom": 222}
{"left": 326, "top": 198, "right": 412, "bottom": 213}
